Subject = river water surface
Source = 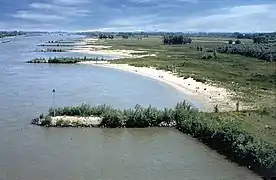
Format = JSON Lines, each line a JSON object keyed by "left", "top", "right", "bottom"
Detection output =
{"left": 0, "top": 35, "right": 260, "bottom": 180}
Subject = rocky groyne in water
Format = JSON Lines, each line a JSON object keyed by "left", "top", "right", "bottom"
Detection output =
{"left": 32, "top": 115, "right": 103, "bottom": 127}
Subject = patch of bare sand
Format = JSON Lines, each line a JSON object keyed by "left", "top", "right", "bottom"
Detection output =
{"left": 72, "top": 48, "right": 156, "bottom": 58}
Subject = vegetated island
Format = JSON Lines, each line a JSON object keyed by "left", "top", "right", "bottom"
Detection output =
{"left": 31, "top": 101, "right": 276, "bottom": 178}
{"left": 38, "top": 44, "right": 75, "bottom": 47}
{"left": 46, "top": 40, "right": 75, "bottom": 44}
{"left": 35, "top": 48, "right": 67, "bottom": 52}
{"left": 26, "top": 56, "right": 106, "bottom": 64}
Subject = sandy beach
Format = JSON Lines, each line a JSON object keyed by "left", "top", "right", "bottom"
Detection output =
{"left": 78, "top": 61, "right": 238, "bottom": 112}
{"left": 71, "top": 49, "right": 154, "bottom": 58}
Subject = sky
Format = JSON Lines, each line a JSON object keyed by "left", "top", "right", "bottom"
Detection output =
{"left": 0, "top": 0, "right": 275, "bottom": 32}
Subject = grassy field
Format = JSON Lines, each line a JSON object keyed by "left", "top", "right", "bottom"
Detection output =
{"left": 100, "top": 37, "right": 275, "bottom": 107}
{"left": 90, "top": 36, "right": 276, "bottom": 147}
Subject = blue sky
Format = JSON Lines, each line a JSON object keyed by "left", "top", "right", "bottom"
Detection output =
{"left": 0, "top": 0, "right": 275, "bottom": 32}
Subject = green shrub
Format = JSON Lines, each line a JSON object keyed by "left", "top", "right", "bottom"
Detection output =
{"left": 101, "top": 108, "right": 124, "bottom": 128}
{"left": 41, "top": 115, "right": 51, "bottom": 126}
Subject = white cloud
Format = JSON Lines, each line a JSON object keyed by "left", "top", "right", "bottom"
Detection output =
{"left": 53, "top": 0, "right": 89, "bottom": 5}
{"left": 178, "top": 0, "right": 198, "bottom": 3}
{"left": 11, "top": 0, "right": 90, "bottom": 23}
{"left": 30, "top": 2, "right": 90, "bottom": 17}
{"left": 108, "top": 14, "right": 158, "bottom": 27}
{"left": 182, "top": 4, "right": 276, "bottom": 32}
{"left": 4, "top": 0, "right": 276, "bottom": 32}
{"left": 131, "top": 0, "right": 197, "bottom": 3}
{"left": 29, "top": 3, "right": 54, "bottom": 9}
{"left": 12, "top": 11, "right": 66, "bottom": 21}
{"left": 104, "top": 3, "right": 276, "bottom": 32}
{"left": 81, "top": 26, "right": 161, "bottom": 32}
{"left": 130, "top": 0, "right": 151, "bottom": 3}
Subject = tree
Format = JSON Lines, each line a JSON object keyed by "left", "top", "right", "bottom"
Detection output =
{"left": 163, "top": 35, "right": 192, "bottom": 45}
{"left": 99, "top": 34, "right": 108, "bottom": 39}
{"left": 235, "top": 39, "right": 241, "bottom": 44}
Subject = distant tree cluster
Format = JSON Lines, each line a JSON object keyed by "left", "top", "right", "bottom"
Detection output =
{"left": 233, "top": 32, "right": 253, "bottom": 39}
{"left": 217, "top": 43, "right": 276, "bottom": 61}
{"left": 0, "top": 31, "right": 25, "bottom": 38}
{"left": 40, "top": 48, "right": 65, "bottom": 52}
{"left": 99, "top": 34, "right": 114, "bottom": 39}
{"left": 122, "top": 35, "right": 129, "bottom": 39}
{"left": 253, "top": 32, "right": 276, "bottom": 44}
{"left": 163, "top": 35, "right": 192, "bottom": 45}
{"left": 228, "top": 39, "right": 242, "bottom": 44}
{"left": 196, "top": 46, "right": 204, "bottom": 51}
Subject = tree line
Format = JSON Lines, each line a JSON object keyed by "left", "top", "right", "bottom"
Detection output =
{"left": 253, "top": 32, "right": 276, "bottom": 44}
{"left": 0, "top": 31, "right": 25, "bottom": 38}
{"left": 99, "top": 34, "right": 114, "bottom": 39}
{"left": 98, "top": 34, "right": 129, "bottom": 39}
{"left": 163, "top": 35, "right": 192, "bottom": 45}
{"left": 217, "top": 43, "right": 276, "bottom": 61}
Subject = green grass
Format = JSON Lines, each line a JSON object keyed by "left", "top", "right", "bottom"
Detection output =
{"left": 95, "top": 37, "right": 275, "bottom": 108}
{"left": 209, "top": 107, "right": 276, "bottom": 147}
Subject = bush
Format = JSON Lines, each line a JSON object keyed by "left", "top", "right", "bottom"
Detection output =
{"left": 201, "top": 52, "right": 213, "bottom": 59}
{"left": 214, "top": 105, "right": 219, "bottom": 113}
{"left": 235, "top": 39, "right": 241, "bottom": 44}
{"left": 41, "top": 115, "right": 51, "bottom": 126}
{"left": 101, "top": 108, "right": 124, "bottom": 128}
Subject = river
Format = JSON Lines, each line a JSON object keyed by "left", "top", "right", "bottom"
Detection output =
{"left": 0, "top": 34, "right": 260, "bottom": 180}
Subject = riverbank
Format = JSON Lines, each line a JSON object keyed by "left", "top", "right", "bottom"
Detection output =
{"left": 78, "top": 61, "right": 237, "bottom": 112}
